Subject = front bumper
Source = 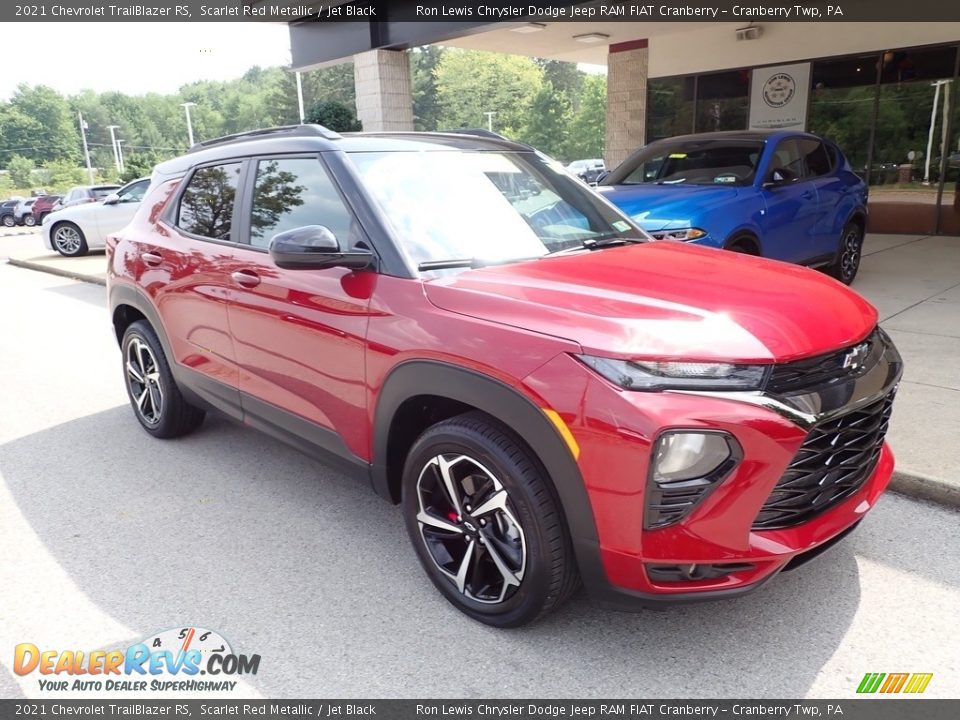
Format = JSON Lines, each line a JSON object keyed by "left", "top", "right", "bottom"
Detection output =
{"left": 522, "top": 331, "right": 902, "bottom": 609}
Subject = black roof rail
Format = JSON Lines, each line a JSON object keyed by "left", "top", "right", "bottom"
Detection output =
{"left": 187, "top": 124, "right": 341, "bottom": 154}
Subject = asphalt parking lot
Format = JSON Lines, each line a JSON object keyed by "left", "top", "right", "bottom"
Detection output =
{"left": 1, "top": 261, "right": 959, "bottom": 699}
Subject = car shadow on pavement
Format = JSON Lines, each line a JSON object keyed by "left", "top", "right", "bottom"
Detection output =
{"left": 2, "top": 405, "right": 942, "bottom": 698}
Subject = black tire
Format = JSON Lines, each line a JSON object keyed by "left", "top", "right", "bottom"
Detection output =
{"left": 23, "top": 214, "right": 35, "bottom": 227}
{"left": 1, "top": 214, "right": 14, "bottom": 228}
{"left": 726, "top": 235, "right": 760, "bottom": 255}
{"left": 827, "top": 221, "right": 863, "bottom": 285}
{"left": 121, "top": 320, "right": 205, "bottom": 438}
{"left": 402, "top": 412, "right": 578, "bottom": 628}
{"left": 51, "top": 221, "right": 89, "bottom": 257}
{"left": 36, "top": 212, "right": 47, "bottom": 224}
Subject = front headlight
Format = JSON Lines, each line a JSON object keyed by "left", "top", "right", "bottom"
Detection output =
{"left": 578, "top": 355, "right": 768, "bottom": 391}
{"left": 649, "top": 228, "right": 707, "bottom": 241}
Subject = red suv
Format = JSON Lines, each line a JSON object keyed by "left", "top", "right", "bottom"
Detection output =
{"left": 107, "top": 125, "right": 902, "bottom": 627}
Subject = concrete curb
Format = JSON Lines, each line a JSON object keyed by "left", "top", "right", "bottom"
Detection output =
{"left": 889, "top": 470, "right": 960, "bottom": 510}
{"left": 6, "top": 253, "right": 960, "bottom": 513}
{"left": 6, "top": 257, "right": 106, "bottom": 286}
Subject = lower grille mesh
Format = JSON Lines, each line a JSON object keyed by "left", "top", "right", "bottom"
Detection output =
{"left": 753, "top": 392, "right": 895, "bottom": 530}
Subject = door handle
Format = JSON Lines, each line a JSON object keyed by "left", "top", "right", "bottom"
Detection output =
{"left": 231, "top": 270, "right": 261, "bottom": 288}
{"left": 140, "top": 252, "right": 163, "bottom": 267}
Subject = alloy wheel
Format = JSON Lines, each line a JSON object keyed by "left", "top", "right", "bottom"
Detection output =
{"left": 125, "top": 337, "right": 164, "bottom": 426}
{"left": 840, "top": 229, "right": 861, "bottom": 281}
{"left": 24, "top": 215, "right": 35, "bottom": 227}
{"left": 415, "top": 453, "right": 527, "bottom": 604}
{"left": 1, "top": 216, "right": 13, "bottom": 227}
{"left": 53, "top": 225, "right": 82, "bottom": 254}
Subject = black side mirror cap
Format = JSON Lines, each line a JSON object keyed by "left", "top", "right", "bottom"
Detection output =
{"left": 268, "top": 225, "right": 374, "bottom": 271}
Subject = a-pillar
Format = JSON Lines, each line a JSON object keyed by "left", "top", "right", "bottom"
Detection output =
{"left": 605, "top": 39, "right": 649, "bottom": 169}
{"left": 353, "top": 49, "right": 415, "bottom": 131}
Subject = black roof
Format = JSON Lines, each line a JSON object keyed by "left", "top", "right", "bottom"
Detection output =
{"left": 155, "top": 124, "right": 532, "bottom": 175}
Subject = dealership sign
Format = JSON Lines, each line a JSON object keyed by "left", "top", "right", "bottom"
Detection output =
{"left": 749, "top": 62, "right": 811, "bottom": 130}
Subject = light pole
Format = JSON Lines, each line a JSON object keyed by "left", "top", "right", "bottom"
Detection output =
{"left": 924, "top": 79, "right": 951, "bottom": 184}
{"left": 117, "top": 139, "right": 126, "bottom": 175}
{"left": 77, "top": 112, "right": 95, "bottom": 184}
{"left": 106, "top": 125, "right": 121, "bottom": 174}
{"left": 295, "top": 71, "right": 305, "bottom": 124}
{"left": 484, "top": 111, "right": 496, "bottom": 133}
{"left": 181, "top": 102, "right": 197, "bottom": 147}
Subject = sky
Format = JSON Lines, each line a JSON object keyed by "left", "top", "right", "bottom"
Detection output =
{"left": 2, "top": 23, "right": 293, "bottom": 100}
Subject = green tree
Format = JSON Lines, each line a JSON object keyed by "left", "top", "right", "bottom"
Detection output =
{"left": 518, "top": 82, "right": 572, "bottom": 159}
{"left": 7, "top": 155, "right": 34, "bottom": 188}
{"left": 9, "top": 85, "right": 80, "bottom": 163}
{"left": 38, "top": 159, "right": 85, "bottom": 189}
{"left": 562, "top": 73, "right": 607, "bottom": 162}
{"left": 410, "top": 46, "right": 446, "bottom": 131}
{"left": 537, "top": 60, "right": 585, "bottom": 108}
{"left": 434, "top": 50, "right": 544, "bottom": 137}
{"left": 306, "top": 100, "right": 362, "bottom": 131}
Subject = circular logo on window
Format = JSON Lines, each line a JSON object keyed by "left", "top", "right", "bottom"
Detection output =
{"left": 762, "top": 73, "right": 796, "bottom": 109}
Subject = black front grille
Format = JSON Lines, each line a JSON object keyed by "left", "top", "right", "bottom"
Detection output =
{"left": 753, "top": 392, "right": 895, "bottom": 530}
{"left": 766, "top": 330, "right": 878, "bottom": 394}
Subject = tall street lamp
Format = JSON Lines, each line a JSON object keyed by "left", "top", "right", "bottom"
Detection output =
{"left": 181, "top": 102, "right": 197, "bottom": 147}
{"left": 117, "top": 139, "right": 126, "bottom": 175}
{"left": 106, "top": 125, "right": 121, "bottom": 173}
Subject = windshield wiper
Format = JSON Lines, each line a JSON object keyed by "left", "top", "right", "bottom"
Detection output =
{"left": 418, "top": 255, "right": 542, "bottom": 272}
{"left": 546, "top": 234, "right": 644, "bottom": 256}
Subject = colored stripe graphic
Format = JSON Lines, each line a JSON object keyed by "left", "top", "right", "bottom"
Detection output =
{"left": 857, "top": 673, "right": 885, "bottom": 693}
{"left": 880, "top": 673, "right": 909, "bottom": 693}
{"left": 857, "top": 672, "right": 932, "bottom": 694}
{"left": 903, "top": 673, "right": 933, "bottom": 693}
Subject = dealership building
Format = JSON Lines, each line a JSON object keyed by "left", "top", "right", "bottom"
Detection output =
{"left": 285, "top": 5, "right": 960, "bottom": 235}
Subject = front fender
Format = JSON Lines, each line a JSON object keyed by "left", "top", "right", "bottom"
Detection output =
{"left": 371, "top": 360, "right": 603, "bottom": 574}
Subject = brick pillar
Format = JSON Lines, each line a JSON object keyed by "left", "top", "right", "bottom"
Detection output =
{"left": 605, "top": 40, "right": 649, "bottom": 169}
{"left": 353, "top": 49, "right": 414, "bottom": 132}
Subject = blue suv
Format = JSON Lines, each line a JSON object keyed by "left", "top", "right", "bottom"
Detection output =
{"left": 597, "top": 130, "right": 869, "bottom": 284}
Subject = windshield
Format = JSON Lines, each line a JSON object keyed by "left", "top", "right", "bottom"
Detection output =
{"left": 613, "top": 140, "right": 765, "bottom": 187}
{"left": 347, "top": 150, "right": 643, "bottom": 272}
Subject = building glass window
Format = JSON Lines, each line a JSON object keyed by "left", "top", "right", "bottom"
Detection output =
{"left": 808, "top": 54, "right": 879, "bottom": 180}
{"left": 872, "top": 45, "right": 958, "bottom": 233}
{"left": 695, "top": 70, "right": 750, "bottom": 133}
{"left": 647, "top": 76, "right": 695, "bottom": 141}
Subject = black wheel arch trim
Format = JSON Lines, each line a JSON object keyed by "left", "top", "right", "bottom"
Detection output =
{"left": 110, "top": 282, "right": 242, "bottom": 420}
{"left": 372, "top": 359, "right": 605, "bottom": 586}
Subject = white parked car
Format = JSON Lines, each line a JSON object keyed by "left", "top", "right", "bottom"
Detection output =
{"left": 43, "top": 178, "right": 150, "bottom": 257}
{"left": 14, "top": 198, "right": 37, "bottom": 226}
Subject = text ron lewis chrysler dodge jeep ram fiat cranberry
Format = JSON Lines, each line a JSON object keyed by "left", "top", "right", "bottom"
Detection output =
{"left": 106, "top": 125, "right": 902, "bottom": 627}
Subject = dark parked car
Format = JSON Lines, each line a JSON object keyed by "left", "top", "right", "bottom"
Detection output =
{"left": 57, "top": 185, "right": 121, "bottom": 210}
{"left": 1, "top": 198, "right": 25, "bottom": 227}
{"left": 107, "top": 125, "right": 900, "bottom": 627}
{"left": 598, "top": 130, "right": 869, "bottom": 284}
{"left": 30, "top": 195, "right": 62, "bottom": 225}
{"left": 567, "top": 158, "right": 606, "bottom": 184}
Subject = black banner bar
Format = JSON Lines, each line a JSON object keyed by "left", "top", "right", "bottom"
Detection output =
{"left": 5, "top": 0, "right": 960, "bottom": 23}
{"left": 0, "top": 700, "right": 956, "bottom": 720}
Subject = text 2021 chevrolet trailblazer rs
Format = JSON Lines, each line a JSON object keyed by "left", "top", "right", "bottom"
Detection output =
{"left": 106, "top": 125, "right": 902, "bottom": 627}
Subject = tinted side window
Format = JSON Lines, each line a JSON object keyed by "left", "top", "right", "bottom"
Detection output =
{"left": 118, "top": 180, "right": 149, "bottom": 203}
{"left": 249, "top": 157, "right": 354, "bottom": 249}
{"left": 770, "top": 139, "right": 807, "bottom": 180}
{"left": 177, "top": 163, "right": 241, "bottom": 240}
{"left": 799, "top": 139, "right": 832, "bottom": 177}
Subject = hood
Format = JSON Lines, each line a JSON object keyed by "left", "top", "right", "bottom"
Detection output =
{"left": 596, "top": 183, "right": 740, "bottom": 231}
{"left": 423, "top": 243, "right": 877, "bottom": 363}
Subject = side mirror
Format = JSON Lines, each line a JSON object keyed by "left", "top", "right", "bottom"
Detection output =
{"left": 268, "top": 225, "right": 374, "bottom": 271}
{"left": 102, "top": 193, "right": 120, "bottom": 205}
{"left": 764, "top": 167, "right": 798, "bottom": 187}
{"left": 595, "top": 171, "right": 610, "bottom": 184}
